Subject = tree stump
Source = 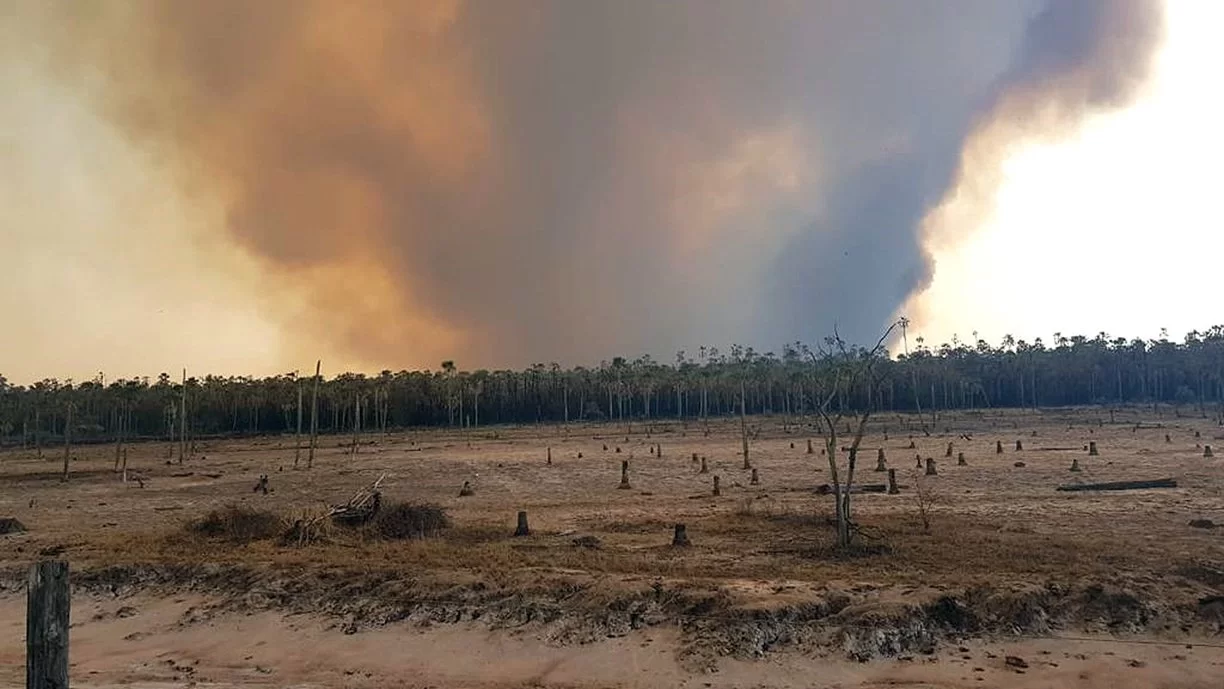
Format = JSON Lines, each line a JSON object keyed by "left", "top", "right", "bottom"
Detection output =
{"left": 547, "top": 447, "right": 552, "bottom": 465}
{"left": 713, "top": 475, "right": 721, "bottom": 496}
{"left": 650, "top": 445, "right": 655, "bottom": 456}
{"left": 1015, "top": 440, "right": 1023, "bottom": 451}
{"left": 615, "top": 446, "right": 621, "bottom": 453}
{"left": 750, "top": 467, "right": 759, "bottom": 485}
{"left": 618, "top": 460, "right": 631, "bottom": 489}
{"left": 513, "top": 511, "right": 530, "bottom": 537}
{"left": 996, "top": 440, "right": 1003, "bottom": 454}
{"left": 1070, "top": 458, "right": 1082, "bottom": 472}
{"left": 1088, "top": 441, "right": 1098, "bottom": 456}
{"left": 925, "top": 458, "right": 937, "bottom": 476}
{"left": 458, "top": 480, "right": 474, "bottom": 497}
{"left": 691, "top": 452, "right": 698, "bottom": 462}
{"left": 945, "top": 442, "right": 953, "bottom": 458}
{"left": 957, "top": 451, "right": 967, "bottom": 466}
{"left": 790, "top": 442, "right": 795, "bottom": 449}
{"left": 672, "top": 523, "right": 690, "bottom": 547}
{"left": 253, "top": 474, "right": 269, "bottom": 494}
{"left": 1166, "top": 434, "right": 1172, "bottom": 444}
{"left": 1206, "top": 445, "right": 1215, "bottom": 459}
{"left": 908, "top": 439, "right": 916, "bottom": 449}
{"left": 603, "top": 444, "right": 608, "bottom": 451}
{"left": 1196, "top": 431, "right": 1202, "bottom": 438}
{"left": 577, "top": 452, "right": 583, "bottom": 459}
{"left": 657, "top": 444, "right": 662, "bottom": 458}
{"left": 807, "top": 439, "right": 814, "bottom": 454}
{"left": 875, "top": 448, "right": 887, "bottom": 472}
{"left": 887, "top": 468, "right": 899, "bottom": 495}
{"left": 699, "top": 457, "right": 708, "bottom": 474}
{"left": 915, "top": 454, "right": 923, "bottom": 469}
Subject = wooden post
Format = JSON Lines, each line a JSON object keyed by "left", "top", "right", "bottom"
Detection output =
{"left": 1088, "top": 441, "right": 1098, "bottom": 456}
{"left": 618, "top": 460, "right": 631, "bottom": 489}
{"left": 672, "top": 523, "right": 690, "bottom": 547}
{"left": 957, "top": 451, "right": 967, "bottom": 466}
{"left": 713, "top": 475, "right": 721, "bottom": 496}
{"left": 308, "top": 360, "right": 320, "bottom": 469}
{"left": 513, "top": 511, "right": 530, "bottom": 537}
{"left": 887, "top": 468, "right": 899, "bottom": 494}
{"left": 27, "top": 561, "right": 69, "bottom": 689}
{"left": 547, "top": 447, "right": 552, "bottom": 465}
{"left": 750, "top": 467, "right": 759, "bottom": 485}
{"left": 875, "top": 448, "right": 886, "bottom": 472}
{"left": 925, "top": 457, "right": 937, "bottom": 476}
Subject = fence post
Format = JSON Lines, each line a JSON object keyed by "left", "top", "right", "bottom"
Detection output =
{"left": 27, "top": 560, "right": 69, "bottom": 689}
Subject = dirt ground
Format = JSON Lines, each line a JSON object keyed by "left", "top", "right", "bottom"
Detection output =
{"left": 3, "top": 406, "right": 1224, "bottom": 688}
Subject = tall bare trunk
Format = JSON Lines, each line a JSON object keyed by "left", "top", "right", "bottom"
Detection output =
{"left": 61, "top": 403, "right": 72, "bottom": 482}
{"left": 740, "top": 380, "right": 750, "bottom": 468}
{"left": 178, "top": 368, "right": 187, "bottom": 464}
{"left": 308, "top": 360, "right": 320, "bottom": 468}
{"left": 294, "top": 376, "right": 303, "bottom": 468}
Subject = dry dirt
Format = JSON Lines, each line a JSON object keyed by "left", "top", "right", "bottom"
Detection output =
{"left": 3, "top": 407, "right": 1224, "bottom": 688}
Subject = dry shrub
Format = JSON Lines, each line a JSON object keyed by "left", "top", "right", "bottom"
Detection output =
{"left": 189, "top": 505, "right": 283, "bottom": 543}
{"left": 370, "top": 502, "right": 450, "bottom": 540}
{"left": 0, "top": 517, "right": 26, "bottom": 535}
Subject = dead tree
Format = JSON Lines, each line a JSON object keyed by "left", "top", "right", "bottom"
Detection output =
{"left": 308, "top": 360, "right": 320, "bottom": 469}
{"left": 810, "top": 321, "right": 900, "bottom": 549}
{"left": 740, "top": 380, "right": 751, "bottom": 469}
{"left": 294, "top": 374, "right": 304, "bottom": 468}
{"left": 60, "top": 402, "right": 72, "bottom": 482}
{"left": 178, "top": 368, "right": 187, "bottom": 463}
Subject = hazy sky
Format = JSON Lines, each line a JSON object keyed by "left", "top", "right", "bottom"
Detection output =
{"left": 2, "top": 1, "right": 1206, "bottom": 384}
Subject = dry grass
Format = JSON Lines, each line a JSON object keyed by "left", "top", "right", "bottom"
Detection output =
{"left": 3, "top": 407, "right": 1223, "bottom": 607}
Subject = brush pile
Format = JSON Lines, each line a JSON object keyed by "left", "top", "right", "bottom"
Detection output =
{"left": 329, "top": 474, "right": 385, "bottom": 526}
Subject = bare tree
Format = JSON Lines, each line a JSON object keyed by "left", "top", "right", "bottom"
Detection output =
{"left": 308, "top": 360, "right": 320, "bottom": 468}
{"left": 810, "top": 321, "right": 899, "bottom": 548}
{"left": 294, "top": 372, "right": 303, "bottom": 468}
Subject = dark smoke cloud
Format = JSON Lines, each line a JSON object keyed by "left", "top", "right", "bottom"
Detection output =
{"left": 28, "top": 0, "right": 1163, "bottom": 368}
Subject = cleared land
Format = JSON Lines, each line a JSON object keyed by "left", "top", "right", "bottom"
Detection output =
{"left": 3, "top": 406, "right": 1224, "bottom": 688}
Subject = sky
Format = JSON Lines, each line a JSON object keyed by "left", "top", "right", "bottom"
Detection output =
{"left": 0, "top": 1, "right": 1209, "bottom": 384}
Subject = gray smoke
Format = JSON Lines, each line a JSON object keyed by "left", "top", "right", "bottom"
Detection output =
{"left": 22, "top": 0, "right": 1164, "bottom": 367}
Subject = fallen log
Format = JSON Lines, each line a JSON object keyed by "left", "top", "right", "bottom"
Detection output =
{"left": 1056, "top": 478, "right": 1177, "bottom": 492}
{"left": 814, "top": 483, "right": 904, "bottom": 495}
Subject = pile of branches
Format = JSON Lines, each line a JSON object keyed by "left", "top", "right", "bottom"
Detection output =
{"left": 329, "top": 474, "right": 385, "bottom": 526}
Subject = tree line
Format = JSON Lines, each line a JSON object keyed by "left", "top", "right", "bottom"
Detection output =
{"left": 3, "top": 326, "right": 1224, "bottom": 448}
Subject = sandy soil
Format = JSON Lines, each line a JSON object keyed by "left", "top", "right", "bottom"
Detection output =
{"left": 2, "top": 406, "right": 1224, "bottom": 687}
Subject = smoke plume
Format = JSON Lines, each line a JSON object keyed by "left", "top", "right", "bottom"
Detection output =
{"left": 17, "top": 0, "right": 1164, "bottom": 369}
